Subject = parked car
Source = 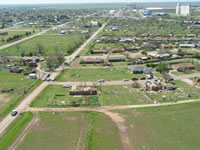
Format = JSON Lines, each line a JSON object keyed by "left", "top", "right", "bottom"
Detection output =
{"left": 11, "top": 110, "right": 18, "bottom": 116}
{"left": 123, "top": 79, "right": 129, "bottom": 82}
{"left": 147, "top": 75, "right": 153, "bottom": 80}
{"left": 132, "top": 78, "right": 138, "bottom": 81}
{"left": 140, "top": 77, "right": 146, "bottom": 80}
{"left": 42, "top": 74, "right": 51, "bottom": 81}
{"left": 63, "top": 85, "right": 70, "bottom": 88}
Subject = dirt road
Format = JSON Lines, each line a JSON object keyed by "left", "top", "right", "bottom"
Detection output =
{"left": 0, "top": 23, "right": 107, "bottom": 136}
{"left": 26, "top": 99, "right": 200, "bottom": 113}
{"left": 173, "top": 72, "right": 200, "bottom": 80}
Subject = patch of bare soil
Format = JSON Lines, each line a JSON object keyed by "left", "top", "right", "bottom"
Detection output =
{"left": 101, "top": 110, "right": 133, "bottom": 150}
{"left": 0, "top": 93, "right": 10, "bottom": 103}
{"left": 75, "top": 115, "right": 86, "bottom": 150}
{"left": 8, "top": 113, "right": 40, "bottom": 150}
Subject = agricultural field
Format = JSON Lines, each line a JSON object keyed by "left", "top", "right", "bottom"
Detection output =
{"left": 115, "top": 102, "right": 200, "bottom": 150}
{"left": 100, "top": 85, "right": 151, "bottom": 106}
{"left": 0, "top": 69, "right": 41, "bottom": 120}
{"left": 14, "top": 112, "right": 123, "bottom": 150}
{"left": 31, "top": 85, "right": 100, "bottom": 107}
{"left": 0, "top": 34, "right": 85, "bottom": 56}
{"left": 146, "top": 80, "right": 200, "bottom": 102}
{"left": 56, "top": 67, "right": 145, "bottom": 82}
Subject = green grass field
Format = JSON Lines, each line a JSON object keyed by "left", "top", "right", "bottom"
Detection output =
{"left": 56, "top": 67, "right": 145, "bottom": 82}
{"left": 146, "top": 80, "right": 200, "bottom": 102}
{"left": 0, "top": 112, "right": 33, "bottom": 150}
{"left": 0, "top": 31, "right": 32, "bottom": 46}
{"left": 31, "top": 85, "right": 99, "bottom": 107}
{"left": 100, "top": 85, "right": 151, "bottom": 106}
{"left": 0, "top": 34, "right": 84, "bottom": 56}
{"left": 116, "top": 102, "right": 200, "bottom": 150}
{"left": 0, "top": 69, "right": 41, "bottom": 120}
{"left": 15, "top": 112, "right": 123, "bottom": 150}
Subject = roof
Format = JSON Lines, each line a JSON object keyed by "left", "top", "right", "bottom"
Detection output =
{"left": 129, "top": 66, "right": 151, "bottom": 72}
{"left": 173, "top": 63, "right": 195, "bottom": 69}
{"left": 108, "top": 55, "right": 125, "bottom": 60}
{"left": 179, "top": 44, "right": 196, "bottom": 47}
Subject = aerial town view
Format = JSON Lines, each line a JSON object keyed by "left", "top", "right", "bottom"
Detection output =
{"left": 1, "top": 0, "right": 200, "bottom": 149}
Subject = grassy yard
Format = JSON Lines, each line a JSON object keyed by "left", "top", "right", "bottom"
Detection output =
{"left": 146, "top": 80, "right": 200, "bottom": 102}
{"left": 16, "top": 112, "right": 123, "bottom": 150}
{"left": 30, "top": 85, "right": 99, "bottom": 107}
{"left": 116, "top": 102, "right": 200, "bottom": 150}
{"left": 100, "top": 85, "right": 151, "bottom": 106}
{"left": 0, "top": 34, "right": 84, "bottom": 56}
{"left": 0, "top": 69, "right": 41, "bottom": 120}
{"left": 56, "top": 67, "right": 145, "bottom": 82}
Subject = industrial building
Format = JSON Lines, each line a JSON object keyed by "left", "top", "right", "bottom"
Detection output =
{"left": 176, "top": 3, "right": 191, "bottom": 16}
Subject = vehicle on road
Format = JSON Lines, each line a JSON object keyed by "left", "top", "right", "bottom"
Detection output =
{"left": 63, "top": 85, "right": 70, "bottom": 88}
{"left": 132, "top": 78, "right": 138, "bottom": 81}
{"left": 98, "top": 79, "right": 104, "bottom": 83}
{"left": 140, "top": 77, "right": 146, "bottom": 80}
{"left": 123, "top": 79, "right": 129, "bottom": 82}
{"left": 11, "top": 110, "right": 18, "bottom": 116}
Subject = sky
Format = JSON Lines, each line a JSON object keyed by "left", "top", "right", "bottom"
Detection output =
{"left": 0, "top": 0, "right": 199, "bottom": 5}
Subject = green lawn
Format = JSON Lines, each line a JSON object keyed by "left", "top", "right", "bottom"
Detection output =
{"left": 100, "top": 85, "right": 151, "bottom": 106}
{"left": 31, "top": 85, "right": 99, "bottom": 107}
{"left": 0, "top": 34, "right": 84, "bottom": 56}
{"left": 56, "top": 67, "right": 145, "bottom": 82}
{"left": 0, "top": 69, "right": 41, "bottom": 120}
{"left": 146, "top": 80, "right": 200, "bottom": 102}
{"left": 116, "top": 102, "right": 200, "bottom": 150}
{"left": 16, "top": 112, "right": 123, "bottom": 150}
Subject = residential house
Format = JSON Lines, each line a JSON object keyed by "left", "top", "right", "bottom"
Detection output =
{"left": 173, "top": 63, "right": 195, "bottom": 72}
{"left": 179, "top": 44, "right": 197, "bottom": 48}
{"left": 129, "top": 66, "right": 151, "bottom": 74}
{"left": 80, "top": 58, "right": 104, "bottom": 64}
{"left": 108, "top": 55, "right": 125, "bottom": 62}
{"left": 69, "top": 87, "right": 98, "bottom": 96}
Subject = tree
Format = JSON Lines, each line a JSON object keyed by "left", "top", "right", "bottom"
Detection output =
{"left": 177, "top": 49, "right": 185, "bottom": 56}
{"left": 157, "top": 62, "right": 168, "bottom": 73}
{"left": 45, "top": 55, "right": 56, "bottom": 70}
{"left": 193, "top": 52, "right": 200, "bottom": 58}
{"left": 36, "top": 44, "right": 44, "bottom": 54}
{"left": 16, "top": 44, "right": 21, "bottom": 52}
{"left": 55, "top": 51, "right": 65, "bottom": 65}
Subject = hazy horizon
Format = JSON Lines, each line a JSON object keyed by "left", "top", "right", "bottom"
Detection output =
{"left": 0, "top": 0, "right": 199, "bottom": 5}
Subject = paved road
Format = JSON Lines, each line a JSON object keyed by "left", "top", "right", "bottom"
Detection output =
{"left": 0, "top": 24, "right": 67, "bottom": 51}
{"left": 0, "top": 23, "right": 107, "bottom": 136}
{"left": 49, "top": 23, "right": 107, "bottom": 79}
{"left": 0, "top": 82, "right": 49, "bottom": 136}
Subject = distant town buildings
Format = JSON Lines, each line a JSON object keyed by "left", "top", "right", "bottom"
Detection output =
{"left": 176, "top": 3, "right": 191, "bottom": 16}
